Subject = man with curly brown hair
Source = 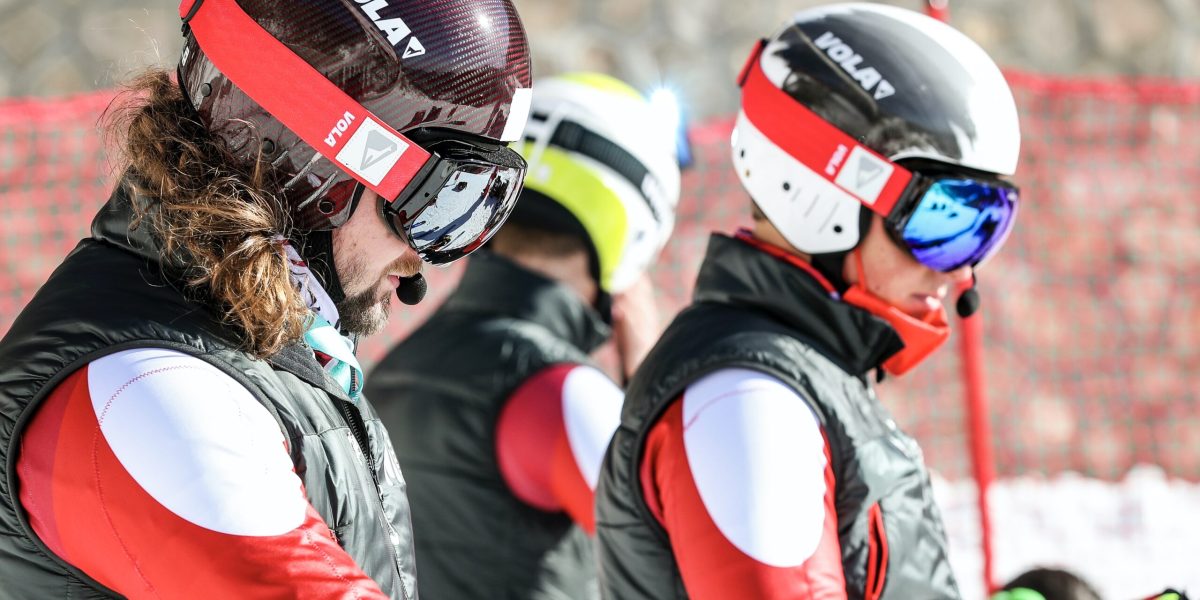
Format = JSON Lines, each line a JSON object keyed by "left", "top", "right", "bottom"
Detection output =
{"left": 0, "top": 1, "right": 533, "bottom": 598}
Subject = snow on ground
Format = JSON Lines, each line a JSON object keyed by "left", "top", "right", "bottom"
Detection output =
{"left": 935, "top": 465, "right": 1200, "bottom": 600}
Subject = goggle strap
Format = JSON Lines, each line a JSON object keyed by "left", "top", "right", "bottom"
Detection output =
{"left": 179, "top": 0, "right": 431, "bottom": 201}
{"left": 390, "top": 154, "right": 456, "bottom": 219}
{"left": 736, "top": 39, "right": 767, "bottom": 88}
{"left": 525, "top": 117, "right": 662, "bottom": 224}
{"left": 738, "top": 53, "right": 912, "bottom": 217}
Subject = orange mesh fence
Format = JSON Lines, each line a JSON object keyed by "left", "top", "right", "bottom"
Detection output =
{"left": 1, "top": 73, "right": 1197, "bottom": 483}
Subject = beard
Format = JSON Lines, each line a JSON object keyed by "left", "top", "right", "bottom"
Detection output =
{"left": 335, "top": 284, "right": 392, "bottom": 337}
{"left": 333, "top": 249, "right": 422, "bottom": 337}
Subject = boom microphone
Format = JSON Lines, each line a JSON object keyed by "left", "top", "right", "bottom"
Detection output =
{"left": 395, "top": 274, "right": 428, "bottom": 305}
{"left": 956, "top": 276, "right": 981, "bottom": 318}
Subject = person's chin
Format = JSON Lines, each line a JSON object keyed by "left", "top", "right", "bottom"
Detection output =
{"left": 901, "top": 294, "right": 943, "bottom": 319}
{"left": 368, "top": 290, "right": 393, "bottom": 324}
{"left": 357, "top": 299, "right": 391, "bottom": 336}
{"left": 336, "top": 288, "right": 393, "bottom": 337}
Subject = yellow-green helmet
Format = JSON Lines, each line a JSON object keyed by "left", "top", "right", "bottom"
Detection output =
{"left": 514, "top": 73, "right": 682, "bottom": 294}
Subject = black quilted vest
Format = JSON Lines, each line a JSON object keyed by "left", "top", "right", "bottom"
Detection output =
{"left": 0, "top": 186, "right": 418, "bottom": 599}
{"left": 366, "top": 252, "right": 612, "bottom": 600}
{"left": 594, "top": 234, "right": 961, "bottom": 600}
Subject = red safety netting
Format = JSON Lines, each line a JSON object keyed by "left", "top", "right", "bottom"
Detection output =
{"left": 0, "top": 92, "right": 117, "bottom": 322}
{"left": 1, "top": 73, "right": 1197, "bottom": 487}
{"left": 882, "top": 72, "right": 1200, "bottom": 482}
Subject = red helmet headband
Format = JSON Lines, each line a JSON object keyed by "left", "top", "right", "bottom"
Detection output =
{"left": 737, "top": 39, "right": 914, "bottom": 219}
{"left": 180, "top": 0, "right": 432, "bottom": 201}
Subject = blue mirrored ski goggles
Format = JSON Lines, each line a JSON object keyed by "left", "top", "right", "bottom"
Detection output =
{"left": 886, "top": 177, "right": 1020, "bottom": 272}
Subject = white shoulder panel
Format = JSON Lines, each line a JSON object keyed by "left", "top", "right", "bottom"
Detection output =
{"left": 682, "top": 368, "right": 828, "bottom": 567}
{"left": 87, "top": 348, "right": 307, "bottom": 536}
{"left": 561, "top": 365, "right": 624, "bottom": 489}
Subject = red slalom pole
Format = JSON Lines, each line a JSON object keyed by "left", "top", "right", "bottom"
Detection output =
{"left": 924, "top": 1, "right": 998, "bottom": 595}
{"left": 961, "top": 312, "right": 997, "bottom": 595}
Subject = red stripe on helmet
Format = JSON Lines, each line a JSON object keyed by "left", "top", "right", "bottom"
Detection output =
{"left": 181, "top": 0, "right": 431, "bottom": 201}
{"left": 739, "top": 57, "right": 911, "bottom": 217}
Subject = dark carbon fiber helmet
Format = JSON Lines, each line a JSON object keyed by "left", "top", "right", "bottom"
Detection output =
{"left": 178, "top": 0, "right": 533, "bottom": 233}
{"left": 733, "top": 3, "right": 1020, "bottom": 261}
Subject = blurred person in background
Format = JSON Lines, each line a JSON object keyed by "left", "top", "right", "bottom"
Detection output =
{"left": 0, "top": 0, "right": 532, "bottom": 597}
{"left": 365, "top": 72, "right": 683, "bottom": 600}
{"left": 993, "top": 567, "right": 1190, "bottom": 600}
{"left": 594, "top": 4, "right": 1022, "bottom": 599}
{"left": 992, "top": 567, "right": 1103, "bottom": 600}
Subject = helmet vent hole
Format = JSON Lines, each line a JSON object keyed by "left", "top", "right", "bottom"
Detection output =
{"left": 782, "top": 182, "right": 791, "bottom": 191}
{"left": 200, "top": 83, "right": 212, "bottom": 97}
{"left": 318, "top": 199, "right": 336, "bottom": 215}
{"left": 261, "top": 139, "right": 276, "bottom": 156}
{"left": 833, "top": 225, "right": 844, "bottom": 234}
{"left": 739, "top": 149, "right": 746, "bottom": 158}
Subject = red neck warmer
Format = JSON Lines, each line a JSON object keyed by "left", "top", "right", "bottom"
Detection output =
{"left": 841, "top": 250, "right": 949, "bottom": 376}
{"left": 735, "top": 230, "right": 949, "bottom": 376}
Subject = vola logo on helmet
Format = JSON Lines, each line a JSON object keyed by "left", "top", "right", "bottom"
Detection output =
{"left": 813, "top": 31, "right": 895, "bottom": 100}
{"left": 825, "top": 144, "right": 849, "bottom": 176}
{"left": 325, "top": 111, "right": 356, "bottom": 147}
{"left": 353, "top": 0, "right": 426, "bottom": 59}
{"left": 335, "top": 118, "right": 408, "bottom": 186}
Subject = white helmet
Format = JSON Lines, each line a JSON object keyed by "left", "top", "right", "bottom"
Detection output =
{"left": 514, "top": 73, "right": 683, "bottom": 294}
{"left": 733, "top": 3, "right": 1020, "bottom": 272}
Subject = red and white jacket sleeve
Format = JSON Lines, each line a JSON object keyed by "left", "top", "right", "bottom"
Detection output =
{"left": 495, "top": 363, "right": 624, "bottom": 533}
{"left": 16, "top": 348, "right": 388, "bottom": 599}
{"left": 640, "top": 368, "right": 848, "bottom": 599}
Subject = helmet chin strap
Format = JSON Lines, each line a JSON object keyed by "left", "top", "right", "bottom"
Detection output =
{"left": 285, "top": 185, "right": 370, "bottom": 306}
{"left": 807, "top": 205, "right": 874, "bottom": 292}
{"left": 295, "top": 189, "right": 429, "bottom": 308}
{"left": 840, "top": 249, "right": 951, "bottom": 376}
{"left": 292, "top": 228, "right": 346, "bottom": 305}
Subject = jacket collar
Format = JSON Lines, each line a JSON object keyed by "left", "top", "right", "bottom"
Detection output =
{"left": 444, "top": 251, "right": 612, "bottom": 354}
{"left": 693, "top": 234, "right": 904, "bottom": 377}
{"left": 90, "top": 181, "right": 169, "bottom": 264}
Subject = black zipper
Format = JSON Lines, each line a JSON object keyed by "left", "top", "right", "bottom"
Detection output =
{"left": 334, "top": 397, "right": 410, "bottom": 600}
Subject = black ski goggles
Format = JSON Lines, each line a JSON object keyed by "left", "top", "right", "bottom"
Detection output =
{"left": 379, "top": 134, "right": 527, "bottom": 266}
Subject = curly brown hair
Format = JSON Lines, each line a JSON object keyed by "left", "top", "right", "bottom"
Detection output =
{"left": 105, "top": 69, "right": 308, "bottom": 357}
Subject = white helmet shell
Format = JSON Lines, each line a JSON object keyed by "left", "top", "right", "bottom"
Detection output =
{"left": 733, "top": 3, "right": 1020, "bottom": 256}
{"left": 518, "top": 73, "right": 682, "bottom": 293}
